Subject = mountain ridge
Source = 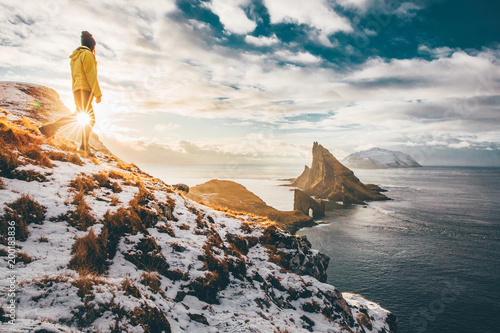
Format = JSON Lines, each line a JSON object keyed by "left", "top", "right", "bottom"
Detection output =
{"left": 343, "top": 147, "right": 422, "bottom": 169}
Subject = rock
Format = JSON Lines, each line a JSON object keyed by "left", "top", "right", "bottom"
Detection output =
{"left": 292, "top": 142, "right": 389, "bottom": 204}
{"left": 293, "top": 189, "right": 325, "bottom": 218}
{"left": 260, "top": 225, "right": 330, "bottom": 282}
{"left": 343, "top": 147, "right": 422, "bottom": 169}
{"left": 173, "top": 183, "right": 189, "bottom": 194}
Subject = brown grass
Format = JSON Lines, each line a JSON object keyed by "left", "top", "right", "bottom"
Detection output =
{"left": 46, "top": 150, "right": 68, "bottom": 162}
{"left": 120, "top": 278, "right": 141, "bottom": 298}
{"left": 16, "top": 251, "right": 33, "bottom": 265}
{"left": 70, "top": 175, "right": 97, "bottom": 194}
{"left": 0, "top": 194, "right": 47, "bottom": 241}
{"left": 108, "top": 169, "right": 127, "bottom": 180}
{"left": 157, "top": 223, "right": 176, "bottom": 237}
{"left": 92, "top": 172, "right": 122, "bottom": 193}
{"left": 37, "top": 236, "right": 49, "bottom": 243}
{"left": 140, "top": 271, "right": 162, "bottom": 293}
{"left": 68, "top": 153, "right": 83, "bottom": 166}
{"left": 21, "top": 146, "right": 53, "bottom": 168}
{"left": 0, "top": 117, "right": 43, "bottom": 147}
{"left": 110, "top": 196, "right": 120, "bottom": 206}
{"left": 68, "top": 229, "right": 108, "bottom": 275}
{"left": 0, "top": 140, "right": 22, "bottom": 176}
{"left": 71, "top": 273, "right": 105, "bottom": 298}
{"left": 130, "top": 303, "right": 171, "bottom": 333}
{"left": 10, "top": 169, "right": 48, "bottom": 182}
{"left": 67, "top": 192, "right": 96, "bottom": 231}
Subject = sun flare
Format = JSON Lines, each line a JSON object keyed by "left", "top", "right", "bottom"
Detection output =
{"left": 76, "top": 112, "right": 91, "bottom": 127}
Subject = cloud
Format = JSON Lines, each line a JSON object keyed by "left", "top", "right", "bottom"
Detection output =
{"left": 1, "top": 0, "right": 499, "bottom": 166}
{"left": 274, "top": 50, "right": 323, "bottom": 64}
{"left": 203, "top": 0, "right": 257, "bottom": 34}
{"left": 394, "top": 2, "right": 422, "bottom": 20}
{"left": 245, "top": 34, "right": 280, "bottom": 47}
{"left": 262, "top": 0, "right": 352, "bottom": 36}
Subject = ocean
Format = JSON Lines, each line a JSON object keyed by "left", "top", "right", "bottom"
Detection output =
{"left": 139, "top": 163, "right": 500, "bottom": 333}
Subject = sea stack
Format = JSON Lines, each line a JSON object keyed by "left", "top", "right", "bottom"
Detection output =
{"left": 292, "top": 142, "right": 389, "bottom": 204}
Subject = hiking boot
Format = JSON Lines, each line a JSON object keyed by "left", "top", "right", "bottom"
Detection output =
{"left": 38, "top": 124, "right": 57, "bottom": 138}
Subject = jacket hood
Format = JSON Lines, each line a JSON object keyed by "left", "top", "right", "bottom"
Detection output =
{"left": 69, "top": 46, "right": 91, "bottom": 60}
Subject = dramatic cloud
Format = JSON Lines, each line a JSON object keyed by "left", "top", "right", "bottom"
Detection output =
{"left": 1, "top": 0, "right": 499, "bottom": 166}
{"left": 263, "top": 0, "right": 352, "bottom": 35}
{"left": 203, "top": 0, "right": 257, "bottom": 34}
{"left": 245, "top": 34, "right": 280, "bottom": 47}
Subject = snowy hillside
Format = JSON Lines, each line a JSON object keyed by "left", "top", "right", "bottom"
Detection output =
{"left": 343, "top": 147, "right": 422, "bottom": 169}
{"left": 0, "top": 82, "right": 397, "bottom": 332}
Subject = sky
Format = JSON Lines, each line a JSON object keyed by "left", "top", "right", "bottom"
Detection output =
{"left": 1, "top": 0, "right": 499, "bottom": 166}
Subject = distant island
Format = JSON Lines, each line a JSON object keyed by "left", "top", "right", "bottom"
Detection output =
{"left": 343, "top": 147, "right": 422, "bottom": 169}
{"left": 292, "top": 142, "right": 389, "bottom": 205}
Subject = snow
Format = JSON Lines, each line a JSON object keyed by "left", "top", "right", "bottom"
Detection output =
{"left": 0, "top": 83, "right": 397, "bottom": 332}
{"left": 343, "top": 147, "right": 421, "bottom": 169}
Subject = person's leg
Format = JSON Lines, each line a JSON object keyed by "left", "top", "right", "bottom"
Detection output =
{"left": 75, "top": 90, "right": 96, "bottom": 151}
{"left": 38, "top": 113, "right": 76, "bottom": 138}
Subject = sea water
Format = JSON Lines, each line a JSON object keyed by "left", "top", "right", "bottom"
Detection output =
{"left": 139, "top": 163, "right": 500, "bottom": 333}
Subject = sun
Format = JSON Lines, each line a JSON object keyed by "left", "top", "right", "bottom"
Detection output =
{"left": 76, "top": 112, "right": 91, "bottom": 127}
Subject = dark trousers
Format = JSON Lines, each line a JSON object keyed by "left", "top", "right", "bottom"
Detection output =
{"left": 51, "top": 89, "right": 95, "bottom": 149}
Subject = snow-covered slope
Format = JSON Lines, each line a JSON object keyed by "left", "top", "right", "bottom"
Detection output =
{"left": 343, "top": 147, "right": 422, "bottom": 169}
{"left": 0, "top": 82, "right": 397, "bottom": 332}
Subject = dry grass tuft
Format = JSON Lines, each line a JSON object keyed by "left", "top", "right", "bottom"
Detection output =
{"left": 0, "top": 117, "right": 43, "bottom": 147}
{"left": 110, "top": 196, "right": 120, "bottom": 206}
{"left": 70, "top": 175, "right": 97, "bottom": 194}
{"left": 16, "top": 251, "right": 33, "bottom": 265}
{"left": 130, "top": 303, "right": 171, "bottom": 333}
{"left": 120, "top": 277, "right": 141, "bottom": 299}
{"left": 21, "top": 146, "right": 53, "bottom": 168}
{"left": 68, "top": 229, "right": 108, "bottom": 275}
{"left": 108, "top": 169, "right": 127, "bottom": 180}
{"left": 37, "top": 236, "right": 49, "bottom": 243}
{"left": 157, "top": 223, "right": 176, "bottom": 237}
{"left": 140, "top": 271, "right": 162, "bottom": 293}
{"left": 66, "top": 192, "right": 97, "bottom": 231}
{"left": 0, "top": 140, "right": 22, "bottom": 176}
{"left": 46, "top": 150, "right": 68, "bottom": 162}
{"left": 0, "top": 194, "right": 47, "bottom": 241}
{"left": 71, "top": 273, "right": 105, "bottom": 298}
{"left": 68, "top": 153, "right": 83, "bottom": 166}
{"left": 92, "top": 172, "right": 122, "bottom": 193}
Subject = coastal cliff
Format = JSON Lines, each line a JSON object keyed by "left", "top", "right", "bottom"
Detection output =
{"left": 0, "top": 82, "right": 397, "bottom": 332}
{"left": 293, "top": 142, "right": 389, "bottom": 204}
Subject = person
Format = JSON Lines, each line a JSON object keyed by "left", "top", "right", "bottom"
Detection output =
{"left": 39, "top": 31, "right": 102, "bottom": 153}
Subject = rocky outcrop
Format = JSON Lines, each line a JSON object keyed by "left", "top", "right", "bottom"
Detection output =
{"left": 260, "top": 225, "right": 330, "bottom": 282}
{"left": 187, "top": 179, "right": 313, "bottom": 233}
{"left": 293, "top": 142, "right": 389, "bottom": 204}
{"left": 294, "top": 189, "right": 325, "bottom": 218}
{"left": 343, "top": 147, "right": 422, "bottom": 169}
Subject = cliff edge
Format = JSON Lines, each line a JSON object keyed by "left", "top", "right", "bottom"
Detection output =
{"left": 293, "top": 142, "right": 389, "bottom": 204}
{"left": 0, "top": 82, "right": 397, "bottom": 332}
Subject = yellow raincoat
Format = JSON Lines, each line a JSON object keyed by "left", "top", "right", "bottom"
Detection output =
{"left": 69, "top": 46, "right": 102, "bottom": 98}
